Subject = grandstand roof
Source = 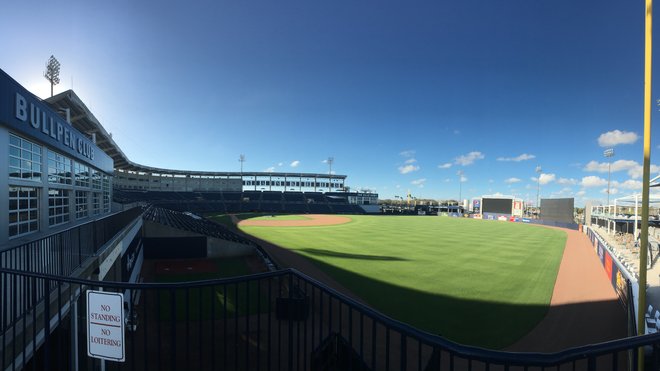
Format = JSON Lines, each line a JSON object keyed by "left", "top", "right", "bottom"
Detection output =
{"left": 45, "top": 90, "right": 346, "bottom": 180}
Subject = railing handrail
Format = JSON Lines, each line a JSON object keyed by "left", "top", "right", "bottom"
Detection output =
{"left": 0, "top": 206, "right": 143, "bottom": 253}
{"left": 1, "top": 264, "right": 656, "bottom": 367}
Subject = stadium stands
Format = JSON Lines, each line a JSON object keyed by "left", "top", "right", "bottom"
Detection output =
{"left": 143, "top": 206, "right": 255, "bottom": 245}
{"left": 114, "top": 190, "right": 367, "bottom": 215}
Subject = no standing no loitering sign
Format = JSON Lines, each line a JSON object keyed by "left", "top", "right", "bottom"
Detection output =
{"left": 86, "top": 290, "right": 125, "bottom": 362}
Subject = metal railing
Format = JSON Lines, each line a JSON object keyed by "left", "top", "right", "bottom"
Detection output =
{"left": 3, "top": 267, "right": 660, "bottom": 371}
{"left": 0, "top": 207, "right": 143, "bottom": 275}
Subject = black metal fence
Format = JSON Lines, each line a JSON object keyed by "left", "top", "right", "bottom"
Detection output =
{"left": 0, "top": 207, "right": 143, "bottom": 274}
{"left": 3, "top": 267, "right": 660, "bottom": 371}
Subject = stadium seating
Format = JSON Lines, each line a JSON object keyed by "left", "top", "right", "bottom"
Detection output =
{"left": 143, "top": 206, "right": 255, "bottom": 246}
{"left": 114, "top": 189, "right": 366, "bottom": 215}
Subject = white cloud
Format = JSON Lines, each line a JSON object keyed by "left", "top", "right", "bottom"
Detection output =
{"left": 278, "top": 162, "right": 283, "bottom": 167}
{"left": 531, "top": 173, "right": 556, "bottom": 185}
{"left": 616, "top": 179, "right": 643, "bottom": 190}
{"left": 438, "top": 163, "right": 452, "bottom": 169}
{"left": 583, "top": 159, "right": 638, "bottom": 173}
{"left": 557, "top": 177, "right": 578, "bottom": 185}
{"left": 455, "top": 151, "right": 484, "bottom": 166}
{"left": 505, "top": 177, "right": 521, "bottom": 184}
{"left": 460, "top": 175, "right": 468, "bottom": 183}
{"left": 453, "top": 129, "right": 460, "bottom": 135}
{"left": 398, "top": 164, "right": 420, "bottom": 174}
{"left": 584, "top": 160, "right": 660, "bottom": 179}
{"left": 496, "top": 153, "right": 536, "bottom": 162}
{"left": 581, "top": 176, "right": 608, "bottom": 188}
{"left": 576, "top": 190, "right": 586, "bottom": 197}
{"left": 264, "top": 166, "right": 275, "bottom": 173}
{"left": 627, "top": 164, "right": 660, "bottom": 179}
{"left": 411, "top": 178, "right": 426, "bottom": 187}
{"left": 601, "top": 188, "right": 619, "bottom": 195}
{"left": 598, "top": 130, "right": 639, "bottom": 147}
{"left": 290, "top": 160, "right": 300, "bottom": 168}
{"left": 405, "top": 158, "right": 417, "bottom": 164}
{"left": 400, "top": 150, "right": 415, "bottom": 158}
{"left": 551, "top": 187, "right": 574, "bottom": 197}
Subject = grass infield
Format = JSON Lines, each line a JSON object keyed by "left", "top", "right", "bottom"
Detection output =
{"left": 239, "top": 215, "right": 567, "bottom": 349}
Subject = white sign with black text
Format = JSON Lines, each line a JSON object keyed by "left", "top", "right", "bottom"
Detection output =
{"left": 86, "top": 290, "right": 125, "bottom": 362}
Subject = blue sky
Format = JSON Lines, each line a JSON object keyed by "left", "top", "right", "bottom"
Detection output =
{"left": 1, "top": 0, "right": 659, "bottom": 206}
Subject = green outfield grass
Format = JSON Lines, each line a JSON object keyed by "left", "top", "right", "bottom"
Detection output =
{"left": 239, "top": 215, "right": 567, "bottom": 349}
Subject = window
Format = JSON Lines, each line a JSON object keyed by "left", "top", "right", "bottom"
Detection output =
{"left": 75, "top": 190, "right": 88, "bottom": 219}
{"left": 92, "top": 192, "right": 101, "bottom": 215}
{"left": 9, "top": 186, "right": 39, "bottom": 237}
{"left": 91, "top": 168, "right": 102, "bottom": 190}
{"left": 47, "top": 150, "right": 72, "bottom": 185}
{"left": 48, "top": 188, "right": 70, "bottom": 226}
{"left": 74, "top": 161, "right": 90, "bottom": 188}
{"left": 9, "top": 134, "right": 42, "bottom": 181}
{"left": 102, "top": 174, "right": 111, "bottom": 213}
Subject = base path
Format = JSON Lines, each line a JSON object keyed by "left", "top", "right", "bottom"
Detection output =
{"left": 238, "top": 214, "right": 351, "bottom": 227}
{"left": 507, "top": 227, "right": 627, "bottom": 352}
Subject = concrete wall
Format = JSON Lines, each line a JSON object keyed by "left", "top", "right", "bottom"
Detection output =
{"left": 207, "top": 237, "right": 254, "bottom": 258}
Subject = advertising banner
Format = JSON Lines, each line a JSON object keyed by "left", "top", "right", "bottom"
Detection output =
{"left": 604, "top": 253, "right": 613, "bottom": 281}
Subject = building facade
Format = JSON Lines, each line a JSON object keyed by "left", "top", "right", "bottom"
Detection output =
{"left": 0, "top": 69, "right": 114, "bottom": 248}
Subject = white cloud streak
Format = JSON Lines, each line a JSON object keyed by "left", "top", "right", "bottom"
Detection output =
{"left": 581, "top": 176, "right": 608, "bottom": 188}
{"left": 411, "top": 178, "right": 426, "bottom": 187}
{"left": 532, "top": 173, "right": 556, "bottom": 185}
{"left": 398, "top": 164, "right": 420, "bottom": 174}
{"left": 598, "top": 130, "right": 639, "bottom": 147}
{"left": 584, "top": 160, "right": 660, "bottom": 179}
{"left": 496, "top": 153, "right": 536, "bottom": 162}
{"left": 455, "top": 151, "right": 484, "bottom": 166}
{"left": 400, "top": 150, "right": 415, "bottom": 158}
{"left": 290, "top": 160, "right": 300, "bottom": 168}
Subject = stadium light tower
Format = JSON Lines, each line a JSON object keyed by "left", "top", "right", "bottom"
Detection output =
{"left": 604, "top": 148, "right": 615, "bottom": 207}
{"left": 535, "top": 165, "right": 542, "bottom": 218}
{"left": 44, "top": 55, "right": 61, "bottom": 97}
{"left": 457, "top": 170, "right": 464, "bottom": 207}
{"left": 239, "top": 154, "right": 246, "bottom": 191}
{"left": 327, "top": 157, "right": 334, "bottom": 176}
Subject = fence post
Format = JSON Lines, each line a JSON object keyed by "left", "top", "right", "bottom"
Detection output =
{"left": 43, "top": 278, "right": 51, "bottom": 371}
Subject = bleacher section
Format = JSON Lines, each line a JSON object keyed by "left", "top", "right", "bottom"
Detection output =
{"left": 143, "top": 206, "right": 255, "bottom": 246}
{"left": 115, "top": 190, "right": 369, "bottom": 215}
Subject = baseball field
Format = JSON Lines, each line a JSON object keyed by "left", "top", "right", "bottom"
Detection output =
{"left": 237, "top": 214, "right": 567, "bottom": 349}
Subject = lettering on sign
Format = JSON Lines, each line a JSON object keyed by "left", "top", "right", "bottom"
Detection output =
{"left": 15, "top": 92, "right": 95, "bottom": 161}
{"left": 87, "top": 290, "right": 125, "bottom": 362}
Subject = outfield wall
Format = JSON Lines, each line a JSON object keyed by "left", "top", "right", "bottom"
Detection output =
{"left": 585, "top": 226, "right": 639, "bottom": 333}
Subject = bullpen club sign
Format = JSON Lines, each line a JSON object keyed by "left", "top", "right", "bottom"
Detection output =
{"left": 87, "top": 290, "right": 125, "bottom": 362}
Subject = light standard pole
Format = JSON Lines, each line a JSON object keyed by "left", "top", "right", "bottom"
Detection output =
{"left": 604, "top": 148, "right": 614, "bottom": 209}
{"left": 456, "top": 170, "right": 465, "bottom": 209}
{"left": 535, "top": 166, "right": 542, "bottom": 218}
{"left": 239, "top": 154, "right": 246, "bottom": 191}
